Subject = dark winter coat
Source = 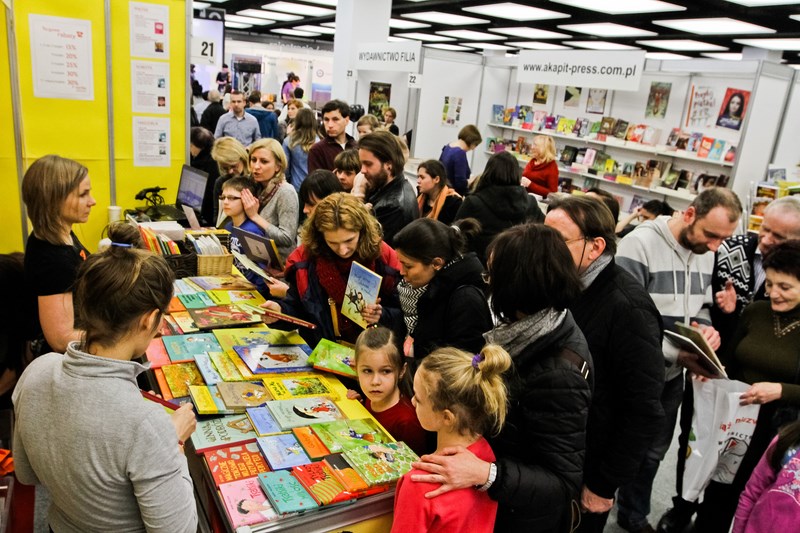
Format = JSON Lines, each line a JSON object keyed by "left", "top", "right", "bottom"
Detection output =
{"left": 365, "top": 176, "right": 419, "bottom": 247}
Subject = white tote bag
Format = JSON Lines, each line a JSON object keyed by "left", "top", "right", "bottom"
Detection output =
{"left": 681, "top": 378, "right": 760, "bottom": 502}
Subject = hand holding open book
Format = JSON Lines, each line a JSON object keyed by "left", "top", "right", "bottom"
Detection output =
{"left": 664, "top": 322, "right": 727, "bottom": 379}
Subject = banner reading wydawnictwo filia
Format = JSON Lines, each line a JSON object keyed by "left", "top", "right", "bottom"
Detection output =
{"left": 355, "top": 41, "right": 422, "bottom": 73}
{"left": 517, "top": 50, "right": 646, "bottom": 91}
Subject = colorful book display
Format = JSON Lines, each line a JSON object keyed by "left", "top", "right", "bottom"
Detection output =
{"left": 310, "top": 419, "right": 392, "bottom": 454}
{"left": 292, "top": 462, "right": 354, "bottom": 505}
{"left": 188, "top": 305, "right": 261, "bottom": 330}
{"left": 246, "top": 406, "right": 285, "bottom": 437}
{"left": 219, "top": 477, "right": 279, "bottom": 528}
{"left": 257, "top": 434, "right": 312, "bottom": 470}
{"left": 216, "top": 382, "right": 272, "bottom": 412}
{"left": 263, "top": 375, "right": 337, "bottom": 401}
{"left": 307, "top": 339, "right": 357, "bottom": 378}
{"left": 266, "top": 398, "right": 345, "bottom": 430}
{"left": 160, "top": 362, "right": 205, "bottom": 398}
{"left": 343, "top": 442, "right": 419, "bottom": 486}
{"left": 162, "top": 333, "right": 221, "bottom": 363}
{"left": 191, "top": 414, "right": 258, "bottom": 454}
{"left": 204, "top": 442, "right": 270, "bottom": 487}
{"left": 258, "top": 471, "right": 320, "bottom": 514}
{"left": 234, "top": 344, "right": 311, "bottom": 374}
{"left": 292, "top": 427, "right": 331, "bottom": 459}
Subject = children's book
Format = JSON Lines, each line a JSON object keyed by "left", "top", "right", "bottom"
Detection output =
{"left": 675, "top": 131, "right": 690, "bottom": 150}
{"left": 343, "top": 442, "right": 419, "bottom": 486}
{"left": 257, "top": 434, "right": 312, "bottom": 470}
{"left": 169, "top": 312, "right": 198, "bottom": 333}
{"left": 246, "top": 406, "right": 286, "bottom": 437}
{"left": 204, "top": 442, "right": 270, "bottom": 488}
{"left": 234, "top": 344, "right": 311, "bottom": 374}
{"left": 491, "top": 104, "right": 504, "bottom": 124}
{"left": 662, "top": 169, "right": 681, "bottom": 190}
{"left": 307, "top": 339, "right": 357, "bottom": 378}
{"left": 154, "top": 368, "right": 172, "bottom": 400}
{"left": 263, "top": 375, "right": 337, "bottom": 401}
{"left": 218, "top": 477, "right": 280, "bottom": 528}
{"left": 697, "top": 136, "right": 715, "bottom": 158}
{"left": 258, "top": 471, "right": 319, "bottom": 514}
{"left": 664, "top": 322, "right": 727, "bottom": 379}
{"left": 641, "top": 126, "right": 661, "bottom": 146}
{"left": 708, "top": 139, "right": 726, "bottom": 161}
{"left": 177, "top": 292, "right": 214, "bottom": 309}
{"left": 189, "top": 385, "right": 233, "bottom": 415}
{"left": 292, "top": 462, "right": 355, "bottom": 505}
{"left": 341, "top": 262, "right": 382, "bottom": 329}
{"left": 207, "top": 290, "right": 267, "bottom": 307}
{"left": 188, "top": 305, "right": 262, "bottom": 330}
{"left": 266, "top": 398, "right": 345, "bottom": 430}
{"left": 194, "top": 352, "right": 223, "bottom": 385}
{"left": 628, "top": 124, "right": 646, "bottom": 143}
{"left": 208, "top": 351, "right": 243, "bottom": 382}
{"left": 725, "top": 145, "right": 737, "bottom": 163}
{"left": 162, "top": 333, "right": 221, "bottom": 363}
{"left": 323, "top": 453, "right": 369, "bottom": 492}
{"left": 292, "top": 427, "right": 331, "bottom": 459}
{"left": 167, "top": 296, "right": 186, "bottom": 313}
{"left": 310, "top": 419, "right": 392, "bottom": 454}
{"left": 187, "top": 275, "right": 256, "bottom": 291}
{"left": 598, "top": 116, "right": 616, "bottom": 135}
{"left": 173, "top": 279, "right": 201, "bottom": 295}
{"left": 583, "top": 148, "right": 597, "bottom": 168}
{"left": 161, "top": 362, "right": 205, "bottom": 398}
{"left": 145, "top": 338, "right": 170, "bottom": 369}
{"left": 532, "top": 110, "right": 547, "bottom": 129}
{"left": 665, "top": 128, "right": 681, "bottom": 148}
{"left": 686, "top": 132, "right": 703, "bottom": 153}
{"left": 559, "top": 146, "right": 578, "bottom": 166}
{"left": 158, "top": 315, "right": 182, "bottom": 336}
{"left": 192, "top": 414, "right": 257, "bottom": 454}
{"left": 612, "top": 120, "right": 629, "bottom": 139}
{"left": 217, "top": 382, "right": 272, "bottom": 412}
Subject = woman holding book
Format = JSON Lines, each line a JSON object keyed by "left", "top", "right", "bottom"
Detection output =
{"left": 13, "top": 222, "right": 198, "bottom": 532}
{"left": 521, "top": 135, "right": 559, "bottom": 198}
{"left": 261, "top": 193, "right": 403, "bottom": 347}
{"left": 409, "top": 224, "right": 592, "bottom": 532}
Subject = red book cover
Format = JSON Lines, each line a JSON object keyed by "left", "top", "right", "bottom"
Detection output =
{"left": 292, "top": 462, "right": 356, "bottom": 505}
{"left": 204, "top": 442, "right": 270, "bottom": 488}
{"left": 697, "top": 136, "right": 714, "bottom": 158}
{"left": 145, "top": 338, "right": 170, "bottom": 369}
{"left": 153, "top": 368, "right": 173, "bottom": 400}
{"left": 292, "top": 427, "right": 330, "bottom": 459}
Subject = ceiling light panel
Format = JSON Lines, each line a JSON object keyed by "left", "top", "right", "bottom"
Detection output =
{"left": 193, "top": 2, "right": 211, "bottom": 9}
{"left": 237, "top": 9, "right": 302, "bottom": 21}
{"left": 646, "top": 52, "right": 692, "bottom": 59}
{"left": 224, "top": 22, "right": 252, "bottom": 29}
{"left": 558, "top": 22, "right": 657, "bottom": 37}
{"left": 506, "top": 41, "right": 572, "bottom": 50}
{"left": 301, "top": 0, "right": 337, "bottom": 5}
{"left": 389, "top": 18, "right": 429, "bottom": 29}
{"left": 489, "top": 27, "right": 570, "bottom": 39}
{"left": 388, "top": 36, "right": 410, "bottom": 42}
{"left": 272, "top": 28, "right": 321, "bottom": 37}
{"left": 261, "top": 2, "right": 335, "bottom": 17}
{"left": 724, "top": 0, "right": 800, "bottom": 6}
{"left": 636, "top": 39, "right": 727, "bottom": 51}
{"left": 460, "top": 42, "right": 515, "bottom": 50}
{"left": 425, "top": 43, "right": 474, "bottom": 51}
{"left": 401, "top": 11, "right": 489, "bottom": 25}
{"left": 702, "top": 52, "right": 744, "bottom": 60}
{"left": 653, "top": 17, "right": 774, "bottom": 34}
{"left": 463, "top": 3, "right": 569, "bottom": 21}
{"left": 294, "top": 25, "right": 336, "bottom": 34}
{"left": 225, "top": 14, "right": 273, "bottom": 25}
{"left": 735, "top": 38, "right": 800, "bottom": 50}
{"left": 394, "top": 32, "right": 456, "bottom": 42}
{"left": 550, "top": 0, "right": 685, "bottom": 14}
{"left": 437, "top": 30, "right": 505, "bottom": 40}
{"left": 567, "top": 41, "right": 641, "bottom": 50}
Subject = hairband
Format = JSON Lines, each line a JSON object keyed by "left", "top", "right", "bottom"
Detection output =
{"left": 472, "top": 353, "right": 484, "bottom": 369}
{"left": 110, "top": 242, "right": 132, "bottom": 248}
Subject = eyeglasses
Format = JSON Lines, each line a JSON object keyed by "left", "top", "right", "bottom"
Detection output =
{"left": 219, "top": 195, "right": 241, "bottom": 202}
{"left": 563, "top": 236, "right": 588, "bottom": 245}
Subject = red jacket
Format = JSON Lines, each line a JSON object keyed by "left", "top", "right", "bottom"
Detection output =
{"left": 522, "top": 159, "right": 559, "bottom": 197}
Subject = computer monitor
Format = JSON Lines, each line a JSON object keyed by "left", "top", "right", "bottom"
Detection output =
{"left": 176, "top": 164, "right": 208, "bottom": 211}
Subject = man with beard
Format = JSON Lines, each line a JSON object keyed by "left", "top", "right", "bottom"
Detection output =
{"left": 614, "top": 187, "right": 742, "bottom": 533}
{"left": 308, "top": 99, "right": 357, "bottom": 173}
{"left": 358, "top": 130, "right": 418, "bottom": 246}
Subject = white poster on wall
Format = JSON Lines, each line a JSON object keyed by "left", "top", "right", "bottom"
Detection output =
{"left": 442, "top": 95, "right": 462, "bottom": 127}
{"left": 133, "top": 117, "right": 170, "bottom": 167}
{"left": 355, "top": 41, "right": 422, "bottom": 73}
{"left": 29, "top": 14, "right": 94, "bottom": 100}
{"left": 131, "top": 60, "right": 169, "bottom": 114}
{"left": 130, "top": 2, "right": 169, "bottom": 59}
{"left": 517, "top": 50, "right": 645, "bottom": 91}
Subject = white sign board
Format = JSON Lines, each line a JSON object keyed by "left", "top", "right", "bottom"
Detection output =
{"left": 133, "top": 117, "right": 170, "bottom": 167}
{"left": 131, "top": 60, "right": 169, "bottom": 114}
{"left": 191, "top": 37, "right": 218, "bottom": 66}
{"left": 408, "top": 72, "right": 423, "bottom": 89}
{"left": 29, "top": 14, "right": 94, "bottom": 100}
{"left": 517, "top": 50, "right": 646, "bottom": 91}
{"left": 130, "top": 2, "right": 169, "bottom": 59}
{"left": 355, "top": 41, "right": 422, "bottom": 73}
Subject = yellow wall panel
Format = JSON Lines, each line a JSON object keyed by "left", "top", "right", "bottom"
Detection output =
{"left": 0, "top": 6, "right": 23, "bottom": 253}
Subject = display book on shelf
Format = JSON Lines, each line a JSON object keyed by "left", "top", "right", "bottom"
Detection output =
{"left": 145, "top": 274, "right": 411, "bottom": 532}
{"left": 486, "top": 105, "right": 737, "bottom": 208}
{"left": 746, "top": 173, "right": 800, "bottom": 232}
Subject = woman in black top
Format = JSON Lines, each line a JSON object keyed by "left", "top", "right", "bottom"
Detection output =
{"left": 416, "top": 160, "right": 462, "bottom": 226}
{"left": 190, "top": 126, "right": 221, "bottom": 226}
{"left": 22, "top": 155, "right": 96, "bottom": 355}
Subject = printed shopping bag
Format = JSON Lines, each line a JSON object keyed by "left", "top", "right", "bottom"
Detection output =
{"left": 681, "top": 378, "right": 760, "bottom": 501}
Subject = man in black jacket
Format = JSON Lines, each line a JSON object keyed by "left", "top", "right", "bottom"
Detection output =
{"left": 546, "top": 196, "right": 665, "bottom": 533}
{"left": 200, "top": 90, "right": 225, "bottom": 134}
{"left": 359, "top": 130, "right": 419, "bottom": 246}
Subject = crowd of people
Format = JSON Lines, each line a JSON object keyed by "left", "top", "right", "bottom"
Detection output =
{"left": 7, "top": 86, "right": 800, "bottom": 533}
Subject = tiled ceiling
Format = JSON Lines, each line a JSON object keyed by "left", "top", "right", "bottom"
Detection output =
{"left": 195, "top": 0, "right": 800, "bottom": 65}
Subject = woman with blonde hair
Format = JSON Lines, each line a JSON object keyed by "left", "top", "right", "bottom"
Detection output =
{"left": 283, "top": 108, "right": 318, "bottom": 192}
{"left": 22, "top": 155, "right": 96, "bottom": 355}
{"left": 521, "top": 135, "right": 559, "bottom": 198}
{"left": 211, "top": 136, "right": 251, "bottom": 223}
{"left": 241, "top": 138, "right": 299, "bottom": 261}
{"left": 261, "top": 192, "right": 403, "bottom": 346}
{"left": 357, "top": 114, "right": 381, "bottom": 138}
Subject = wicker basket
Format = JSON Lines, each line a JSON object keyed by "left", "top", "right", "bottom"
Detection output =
{"left": 164, "top": 241, "right": 198, "bottom": 278}
{"left": 197, "top": 252, "right": 234, "bottom": 276}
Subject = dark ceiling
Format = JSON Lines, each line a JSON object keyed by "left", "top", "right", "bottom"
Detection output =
{"left": 197, "top": 0, "right": 800, "bottom": 64}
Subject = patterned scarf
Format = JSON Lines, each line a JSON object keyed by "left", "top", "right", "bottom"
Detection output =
{"left": 398, "top": 280, "right": 428, "bottom": 335}
{"left": 484, "top": 308, "right": 566, "bottom": 358}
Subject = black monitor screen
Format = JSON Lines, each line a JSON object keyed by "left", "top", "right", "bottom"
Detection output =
{"left": 176, "top": 164, "right": 208, "bottom": 211}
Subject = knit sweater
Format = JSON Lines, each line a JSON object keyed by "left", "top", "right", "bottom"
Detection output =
{"left": 12, "top": 343, "right": 196, "bottom": 532}
{"left": 617, "top": 215, "right": 714, "bottom": 381}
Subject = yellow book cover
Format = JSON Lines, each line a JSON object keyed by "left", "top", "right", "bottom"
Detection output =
{"left": 189, "top": 385, "right": 220, "bottom": 415}
{"left": 207, "top": 290, "right": 267, "bottom": 306}
{"left": 616, "top": 175, "right": 634, "bottom": 185}
{"left": 208, "top": 351, "right": 244, "bottom": 382}
{"left": 264, "top": 375, "right": 337, "bottom": 401}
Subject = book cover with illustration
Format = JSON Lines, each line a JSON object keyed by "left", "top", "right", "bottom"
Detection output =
{"left": 234, "top": 344, "right": 311, "bottom": 374}
{"left": 177, "top": 292, "right": 214, "bottom": 309}
{"left": 208, "top": 351, "right": 244, "bottom": 382}
{"left": 341, "top": 262, "right": 382, "bottom": 329}
{"left": 188, "top": 305, "right": 261, "bottom": 330}
{"left": 323, "top": 453, "right": 369, "bottom": 492}
{"left": 187, "top": 275, "right": 256, "bottom": 291}
{"left": 266, "top": 398, "right": 345, "bottom": 430}
{"left": 686, "top": 132, "right": 703, "bottom": 153}
{"left": 167, "top": 296, "right": 186, "bottom": 313}
{"left": 598, "top": 116, "right": 616, "bottom": 135}
{"left": 189, "top": 385, "right": 233, "bottom": 415}
{"left": 310, "top": 419, "right": 392, "bottom": 454}
{"left": 162, "top": 333, "right": 221, "bottom": 363}
{"left": 169, "top": 311, "right": 198, "bottom": 333}
{"left": 246, "top": 406, "right": 285, "bottom": 437}
{"left": 161, "top": 362, "right": 205, "bottom": 398}
{"left": 145, "top": 338, "right": 170, "bottom": 369}
{"left": 217, "top": 382, "right": 272, "bottom": 412}
{"left": 292, "top": 427, "right": 331, "bottom": 459}
{"left": 343, "top": 442, "right": 419, "bottom": 486}
{"left": 158, "top": 315, "right": 182, "bottom": 336}
{"left": 307, "top": 339, "right": 357, "bottom": 378}
{"left": 292, "top": 462, "right": 355, "bottom": 505}
{"left": 697, "top": 136, "right": 715, "bottom": 158}
{"left": 258, "top": 471, "right": 319, "bottom": 514}
{"left": 191, "top": 414, "right": 258, "bottom": 454}
{"left": 257, "top": 434, "right": 311, "bottom": 470}
{"left": 204, "top": 442, "right": 270, "bottom": 488}
{"left": 194, "top": 352, "right": 223, "bottom": 385}
{"left": 207, "top": 289, "right": 267, "bottom": 307}
{"left": 612, "top": 120, "right": 629, "bottom": 139}
{"left": 218, "top": 477, "right": 279, "bottom": 528}
{"left": 173, "top": 279, "right": 200, "bottom": 295}
{"left": 263, "top": 375, "right": 336, "bottom": 401}
{"left": 708, "top": 139, "right": 726, "bottom": 161}
{"left": 491, "top": 104, "right": 503, "bottom": 124}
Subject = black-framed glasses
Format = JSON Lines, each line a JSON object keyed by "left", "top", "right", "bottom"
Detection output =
{"left": 219, "top": 195, "right": 241, "bottom": 201}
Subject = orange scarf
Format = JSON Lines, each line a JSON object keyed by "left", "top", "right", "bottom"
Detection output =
{"left": 418, "top": 186, "right": 461, "bottom": 221}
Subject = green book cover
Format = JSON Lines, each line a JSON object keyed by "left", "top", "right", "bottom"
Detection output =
{"left": 342, "top": 442, "right": 419, "bottom": 486}
{"left": 258, "top": 471, "right": 319, "bottom": 514}
{"left": 310, "top": 419, "right": 392, "bottom": 454}
{"left": 307, "top": 339, "right": 356, "bottom": 378}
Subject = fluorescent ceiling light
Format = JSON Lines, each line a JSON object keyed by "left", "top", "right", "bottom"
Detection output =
{"left": 202, "top": 0, "right": 228, "bottom": 3}
{"left": 272, "top": 28, "right": 321, "bottom": 37}
{"left": 636, "top": 39, "right": 727, "bottom": 51}
{"left": 225, "top": 22, "right": 252, "bottom": 29}
{"left": 425, "top": 43, "right": 474, "bottom": 51}
{"left": 388, "top": 36, "right": 410, "bottom": 42}
{"left": 653, "top": 17, "right": 774, "bottom": 34}
{"left": 506, "top": 41, "right": 572, "bottom": 50}
{"left": 402, "top": 11, "right": 489, "bottom": 25}
{"left": 734, "top": 38, "right": 800, "bottom": 50}
{"left": 790, "top": 64, "right": 800, "bottom": 69}
{"left": 301, "top": 0, "right": 336, "bottom": 5}
{"left": 702, "top": 52, "right": 744, "bottom": 60}
{"left": 567, "top": 41, "right": 641, "bottom": 50}
{"left": 460, "top": 42, "right": 515, "bottom": 50}
{"left": 225, "top": 14, "right": 273, "bottom": 25}
{"left": 261, "top": 2, "right": 335, "bottom": 17}
{"left": 558, "top": 22, "right": 657, "bottom": 37}
{"left": 193, "top": 2, "right": 211, "bottom": 9}
{"left": 294, "top": 25, "right": 336, "bottom": 34}
{"left": 489, "top": 27, "right": 570, "bottom": 39}
{"left": 463, "top": 3, "right": 569, "bottom": 20}
{"left": 237, "top": 9, "right": 302, "bottom": 21}
{"left": 724, "top": 0, "right": 800, "bottom": 5}
{"left": 550, "top": 0, "right": 685, "bottom": 14}
{"left": 395, "top": 32, "right": 455, "bottom": 42}
{"left": 791, "top": 15, "right": 800, "bottom": 22}
{"left": 389, "top": 18, "right": 429, "bottom": 29}
{"left": 437, "top": 30, "right": 505, "bottom": 40}
{"left": 646, "top": 52, "right": 692, "bottom": 60}
{"left": 321, "top": 22, "right": 335, "bottom": 28}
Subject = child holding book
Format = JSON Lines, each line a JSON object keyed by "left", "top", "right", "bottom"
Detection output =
{"left": 222, "top": 176, "right": 270, "bottom": 294}
{"left": 391, "top": 344, "right": 511, "bottom": 533}
{"left": 350, "top": 326, "right": 428, "bottom": 455}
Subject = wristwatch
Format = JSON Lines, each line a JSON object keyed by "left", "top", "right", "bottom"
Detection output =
{"left": 476, "top": 462, "right": 497, "bottom": 492}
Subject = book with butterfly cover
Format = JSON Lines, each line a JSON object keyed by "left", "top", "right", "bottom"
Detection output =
{"left": 234, "top": 344, "right": 312, "bottom": 374}
{"left": 266, "top": 398, "right": 345, "bottom": 430}
{"left": 258, "top": 471, "right": 319, "bottom": 514}
{"left": 257, "top": 434, "right": 312, "bottom": 470}
{"left": 342, "top": 442, "right": 419, "bottom": 486}
{"left": 310, "top": 418, "right": 392, "bottom": 454}
{"left": 341, "top": 262, "right": 382, "bottom": 329}
{"left": 204, "top": 442, "right": 270, "bottom": 488}
{"left": 218, "top": 477, "right": 280, "bottom": 528}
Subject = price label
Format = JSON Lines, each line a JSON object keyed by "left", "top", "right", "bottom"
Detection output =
{"left": 191, "top": 38, "right": 218, "bottom": 66}
{"left": 408, "top": 72, "right": 423, "bottom": 89}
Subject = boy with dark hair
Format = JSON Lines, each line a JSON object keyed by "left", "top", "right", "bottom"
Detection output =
{"left": 221, "top": 177, "right": 267, "bottom": 293}
{"left": 333, "top": 149, "right": 361, "bottom": 193}
{"left": 245, "top": 91, "right": 279, "bottom": 140}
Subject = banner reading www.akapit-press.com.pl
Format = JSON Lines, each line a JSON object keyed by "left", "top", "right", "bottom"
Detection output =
{"left": 517, "top": 50, "right": 646, "bottom": 91}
